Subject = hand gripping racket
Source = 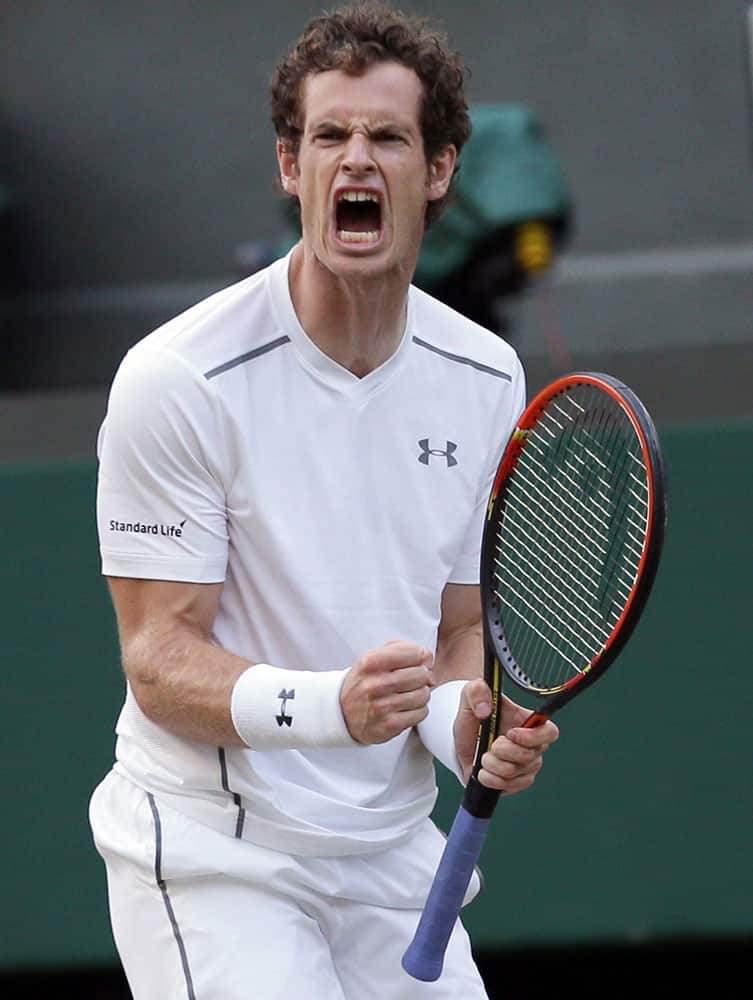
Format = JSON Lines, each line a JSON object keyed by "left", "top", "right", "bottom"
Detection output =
{"left": 402, "top": 372, "right": 668, "bottom": 982}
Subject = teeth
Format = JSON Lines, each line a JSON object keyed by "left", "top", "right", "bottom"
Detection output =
{"left": 339, "top": 191, "right": 379, "bottom": 203}
{"left": 338, "top": 230, "right": 380, "bottom": 243}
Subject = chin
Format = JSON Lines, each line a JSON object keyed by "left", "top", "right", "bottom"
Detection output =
{"left": 325, "top": 247, "right": 392, "bottom": 278}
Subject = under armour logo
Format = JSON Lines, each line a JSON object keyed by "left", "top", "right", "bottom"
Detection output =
{"left": 276, "top": 688, "right": 294, "bottom": 727}
{"left": 418, "top": 439, "right": 458, "bottom": 467}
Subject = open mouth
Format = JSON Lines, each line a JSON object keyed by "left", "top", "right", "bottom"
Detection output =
{"left": 335, "top": 190, "right": 382, "bottom": 244}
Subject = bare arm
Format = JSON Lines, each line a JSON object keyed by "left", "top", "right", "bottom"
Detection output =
{"left": 433, "top": 582, "right": 484, "bottom": 685}
{"left": 108, "top": 576, "right": 434, "bottom": 748}
{"left": 107, "top": 576, "right": 249, "bottom": 746}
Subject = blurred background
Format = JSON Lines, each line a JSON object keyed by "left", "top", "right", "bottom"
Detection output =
{"left": 2, "top": 2, "right": 752, "bottom": 996}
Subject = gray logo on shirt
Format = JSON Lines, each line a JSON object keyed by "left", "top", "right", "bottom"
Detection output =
{"left": 418, "top": 439, "right": 458, "bottom": 467}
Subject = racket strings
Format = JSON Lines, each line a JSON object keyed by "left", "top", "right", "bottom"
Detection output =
{"left": 511, "top": 403, "right": 636, "bottom": 609}
{"left": 495, "top": 528, "right": 615, "bottom": 658}
{"left": 492, "top": 385, "right": 650, "bottom": 693}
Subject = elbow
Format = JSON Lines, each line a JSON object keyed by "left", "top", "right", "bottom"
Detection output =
{"left": 120, "top": 633, "right": 170, "bottom": 724}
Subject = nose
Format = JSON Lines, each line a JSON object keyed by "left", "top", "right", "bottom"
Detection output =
{"left": 342, "top": 132, "right": 375, "bottom": 174}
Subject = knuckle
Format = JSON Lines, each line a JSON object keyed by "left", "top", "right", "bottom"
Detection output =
{"left": 365, "top": 675, "right": 390, "bottom": 700}
{"left": 360, "top": 650, "right": 382, "bottom": 673}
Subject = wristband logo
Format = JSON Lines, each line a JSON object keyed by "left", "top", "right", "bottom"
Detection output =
{"left": 276, "top": 688, "right": 295, "bottom": 727}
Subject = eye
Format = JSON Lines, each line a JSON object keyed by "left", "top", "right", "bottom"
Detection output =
{"left": 374, "top": 130, "right": 405, "bottom": 144}
{"left": 313, "top": 127, "right": 345, "bottom": 144}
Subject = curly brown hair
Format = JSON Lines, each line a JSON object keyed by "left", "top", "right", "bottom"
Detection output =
{"left": 270, "top": 2, "right": 471, "bottom": 226}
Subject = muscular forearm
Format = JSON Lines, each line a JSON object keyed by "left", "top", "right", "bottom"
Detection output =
{"left": 124, "top": 624, "right": 249, "bottom": 746}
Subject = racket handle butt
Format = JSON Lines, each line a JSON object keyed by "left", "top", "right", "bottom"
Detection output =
{"left": 401, "top": 806, "right": 490, "bottom": 982}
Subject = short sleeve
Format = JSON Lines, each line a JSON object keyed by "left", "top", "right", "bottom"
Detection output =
{"left": 96, "top": 345, "right": 231, "bottom": 583}
{"left": 447, "top": 354, "right": 527, "bottom": 584}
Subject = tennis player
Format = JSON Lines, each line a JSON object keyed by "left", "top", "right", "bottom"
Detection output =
{"left": 89, "top": 4, "right": 559, "bottom": 998}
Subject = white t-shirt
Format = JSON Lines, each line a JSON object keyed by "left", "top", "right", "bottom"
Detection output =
{"left": 96, "top": 250, "right": 525, "bottom": 856}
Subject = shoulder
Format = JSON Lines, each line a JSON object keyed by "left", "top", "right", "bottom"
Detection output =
{"left": 408, "top": 285, "right": 523, "bottom": 386}
{"left": 123, "top": 255, "right": 288, "bottom": 383}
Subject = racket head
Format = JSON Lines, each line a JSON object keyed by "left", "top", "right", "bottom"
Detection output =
{"left": 481, "top": 371, "right": 667, "bottom": 710}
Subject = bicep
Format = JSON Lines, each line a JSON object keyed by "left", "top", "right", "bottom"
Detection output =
{"left": 434, "top": 582, "right": 483, "bottom": 684}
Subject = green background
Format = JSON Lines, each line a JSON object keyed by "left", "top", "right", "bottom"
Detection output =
{"left": 2, "top": 420, "right": 752, "bottom": 969}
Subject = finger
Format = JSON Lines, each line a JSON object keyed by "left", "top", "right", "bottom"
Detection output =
{"left": 362, "top": 642, "right": 434, "bottom": 673}
{"left": 371, "top": 703, "right": 431, "bottom": 742}
{"left": 389, "top": 664, "right": 435, "bottom": 694}
{"left": 481, "top": 746, "right": 542, "bottom": 777}
{"left": 477, "top": 761, "right": 541, "bottom": 792}
{"left": 382, "top": 685, "right": 433, "bottom": 714}
{"left": 366, "top": 677, "right": 433, "bottom": 718}
{"left": 506, "top": 720, "right": 560, "bottom": 749}
{"left": 362, "top": 665, "right": 433, "bottom": 702}
{"left": 491, "top": 738, "right": 551, "bottom": 764}
{"left": 494, "top": 739, "right": 547, "bottom": 761}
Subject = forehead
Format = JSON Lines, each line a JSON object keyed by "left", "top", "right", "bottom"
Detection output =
{"left": 300, "top": 61, "right": 423, "bottom": 131}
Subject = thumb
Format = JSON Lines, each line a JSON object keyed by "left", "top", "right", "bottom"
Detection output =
{"left": 460, "top": 677, "right": 493, "bottom": 721}
{"left": 454, "top": 679, "right": 493, "bottom": 779}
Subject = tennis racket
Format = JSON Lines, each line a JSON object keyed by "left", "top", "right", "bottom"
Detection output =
{"left": 402, "top": 371, "right": 667, "bottom": 982}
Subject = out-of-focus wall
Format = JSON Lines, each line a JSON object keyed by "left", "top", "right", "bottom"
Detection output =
{"left": 2, "top": 422, "right": 753, "bottom": 971}
{"left": 1, "top": 1, "right": 752, "bottom": 414}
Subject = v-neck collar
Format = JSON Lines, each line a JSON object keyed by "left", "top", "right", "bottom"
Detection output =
{"left": 267, "top": 250, "right": 414, "bottom": 396}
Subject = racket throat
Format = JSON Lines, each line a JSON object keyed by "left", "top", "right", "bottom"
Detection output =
{"left": 523, "top": 710, "right": 552, "bottom": 729}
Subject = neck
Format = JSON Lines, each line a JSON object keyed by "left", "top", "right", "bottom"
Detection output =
{"left": 288, "top": 245, "right": 412, "bottom": 378}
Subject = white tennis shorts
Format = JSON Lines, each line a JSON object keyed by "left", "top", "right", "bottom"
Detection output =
{"left": 89, "top": 770, "right": 488, "bottom": 999}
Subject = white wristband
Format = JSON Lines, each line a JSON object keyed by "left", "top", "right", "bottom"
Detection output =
{"left": 417, "top": 679, "right": 468, "bottom": 784}
{"left": 230, "top": 664, "right": 357, "bottom": 750}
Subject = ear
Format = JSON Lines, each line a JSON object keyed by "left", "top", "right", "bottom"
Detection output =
{"left": 426, "top": 145, "right": 457, "bottom": 202}
{"left": 277, "top": 139, "right": 299, "bottom": 197}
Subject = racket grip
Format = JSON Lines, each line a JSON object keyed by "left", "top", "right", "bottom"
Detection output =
{"left": 401, "top": 806, "right": 490, "bottom": 982}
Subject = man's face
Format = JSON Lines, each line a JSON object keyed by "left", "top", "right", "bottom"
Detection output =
{"left": 278, "top": 61, "right": 455, "bottom": 282}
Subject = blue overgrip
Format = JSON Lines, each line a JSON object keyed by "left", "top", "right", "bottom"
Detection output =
{"left": 401, "top": 805, "right": 491, "bottom": 982}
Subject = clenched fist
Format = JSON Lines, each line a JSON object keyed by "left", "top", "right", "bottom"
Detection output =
{"left": 340, "top": 640, "right": 435, "bottom": 744}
